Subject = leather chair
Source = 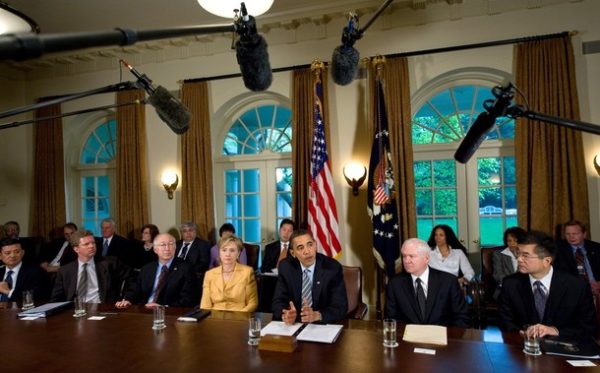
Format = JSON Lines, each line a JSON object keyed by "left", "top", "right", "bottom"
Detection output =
{"left": 478, "top": 246, "right": 504, "bottom": 327}
{"left": 243, "top": 243, "right": 260, "bottom": 271}
{"left": 342, "top": 265, "right": 368, "bottom": 320}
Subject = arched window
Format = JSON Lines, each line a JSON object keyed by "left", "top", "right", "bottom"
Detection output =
{"left": 214, "top": 96, "right": 292, "bottom": 245}
{"left": 412, "top": 69, "right": 516, "bottom": 249}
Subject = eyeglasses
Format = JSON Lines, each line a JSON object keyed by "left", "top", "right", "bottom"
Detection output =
{"left": 155, "top": 242, "right": 176, "bottom": 249}
{"left": 516, "top": 252, "right": 545, "bottom": 260}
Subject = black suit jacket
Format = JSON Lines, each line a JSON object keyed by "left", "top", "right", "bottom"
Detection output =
{"left": 40, "top": 239, "right": 76, "bottom": 266}
{"left": 0, "top": 264, "right": 48, "bottom": 302}
{"left": 96, "top": 234, "right": 132, "bottom": 260}
{"left": 50, "top": 257, "right": 132, "bottom": 304}
{"left": 385, "top": 267, "right": 470, "bottom": 328}
{"left": 272, "top": 254, "right": 348, "bottom": 324}
{"left": 123, "top": 258, "right": 197, "bottom": 307}
{"left": 499, "top": 268, "right": 597, "bottom": 339}
{"left": 261, "top": 241, "right": 291, "bottom": 273}
{"left": 554, "top": 239, "right": 600, "bottom": 280}
{"left": 176, "top": 238, "right": 210, "bottom": 279}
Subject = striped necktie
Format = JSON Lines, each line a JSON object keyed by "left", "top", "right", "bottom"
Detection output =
{"left": 301, "top": 269, "right": 312, "bottom": 307}
{"left": 533, "top": 280, "right": 546, "bottom": 321}
{"left": 77, "top": 263, "right": 88, "bottom": 299}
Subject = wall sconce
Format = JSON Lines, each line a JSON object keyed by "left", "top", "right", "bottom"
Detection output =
{"left": 161, "top": 170, "right": 179, "bottom": 200}
{"left": 594, "top": 155, "right": 600, "bottom": 176}
{"left": 343, "top": 163, "right": 367, "bottom": 196}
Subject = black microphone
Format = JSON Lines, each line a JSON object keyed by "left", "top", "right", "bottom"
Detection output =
{"left": 331, "top": 16, "right": 362, "bottom": 86}
{"left": 120, "top": 59, "right": 191, "bottom": 135}
{"left": 234, "top": 2, "right": 272, "bottom": 91}
{"left": 454, "top": 82, "right": 514, "bottom": 163}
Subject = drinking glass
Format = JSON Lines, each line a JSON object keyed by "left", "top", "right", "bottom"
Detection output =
{"left": 248, "top": 317, "right": 262, "bottom": 346}
{"left": 73, "top": 296, "right": 87, "bottom": 318}
{"left": 153, "top": 305, "right": 166, "bottom": 330}
{"left": 523, "top": 325, "right": 541, "bottom": 356}
{"left": 22, "top": 290, "right": 34, "bottom": 311}
{"left": 383, "top": 319, "right": 399, "bottom": 348}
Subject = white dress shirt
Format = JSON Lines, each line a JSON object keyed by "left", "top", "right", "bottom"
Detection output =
{"left": 429, "top": 246, "right": 475, "bottom": 281}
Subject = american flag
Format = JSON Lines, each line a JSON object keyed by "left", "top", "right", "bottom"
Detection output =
{"left": 367, "top": 79, "right": 400, "bottom": 277}
{"left": 308, "top": 74, "right": 342, "bottom": 258}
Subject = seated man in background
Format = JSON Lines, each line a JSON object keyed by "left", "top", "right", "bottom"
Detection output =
{"left": 261, "top": 219, "right": 295, "bottom": 273}
{"left": 97, "top": 218, "right": 133, "bottom": 264}
{"left": 116, "top": 233, "right": 197, "bottom": 309}
{"left": 2, "top": 220, "right": 38, "bottom": 264}
{"left": 40, "top": 222, "right": 78, "bottom": 273}
{"left": 385, "top": 238, "right": 470, "bottom": 327}
{"left": 50, "top": 230, "right": 131, "bottom": 304}
{"left": 553, "top": 220, "right": 600, "bottom": 295}
{"left": 499, "top": 231, "right": 596, "bottom": 340}
{"left": 0, "top": 239, "right": 47, "bottom": 302}
{"left": 272, "top": 229, "right": 347, "bottom": 324}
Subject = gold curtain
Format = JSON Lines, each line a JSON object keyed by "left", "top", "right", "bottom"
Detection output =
{"left": 367, "top": 56, "right": 417, "bottom": 241}
{"left": 291, "top": 65, "right": 331, "bottom": 228}
{"left": 116, "top": 89, "right": 149, "bottom": 239}
{"left": 31, "top": 103, "right": 66, "bottom": 239}
{"left": 181, "top": 81, "right": 215, "bottom": 240}
{"left": 514, "top": 36, "right": 589, "bottom": 235}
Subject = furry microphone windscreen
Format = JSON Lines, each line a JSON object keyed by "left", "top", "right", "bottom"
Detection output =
{"left": 236, "top": 33, "right": 273, "bottom": 92}
{"left": 148, "top": 86, "right": 191, "bottom": 135}
{"left": 331, "top": 44, "right": 360, "bottom": 86}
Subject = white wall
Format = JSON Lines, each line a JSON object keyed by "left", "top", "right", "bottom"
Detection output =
{"left": 1, "top": 1, "right": 599, "bottom": 305}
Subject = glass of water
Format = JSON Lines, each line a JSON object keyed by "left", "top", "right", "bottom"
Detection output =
{"left": 22, "top": 290, "right": 34, "bottom": 311}
{"left": 153, "top": 305, "right": 166, "bottom": 330}
{"left": 383, "top": 319, "right": 399, "bottom": 348}
{"left": 73, "top": 296, "right": 87, "bottom": 318}
{"left": 248, "top": 317, "right": 261, "bottom": 346}
{"left": 523, "top": 325, "right": 541, "bottom": 356}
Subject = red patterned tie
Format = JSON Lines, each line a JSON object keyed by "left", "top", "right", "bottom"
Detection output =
{"left": 152, "top": 265, "right": 169, "bottom": 303}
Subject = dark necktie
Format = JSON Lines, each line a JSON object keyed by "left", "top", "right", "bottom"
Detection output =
{"left": 301, "top": 269, "right": 312, "bottom": 307}
{"left": 533, "top": 280, "right": 546, "bottom": 321}
{"left": 575, "top": 248, "right": 589, "bottom": 281}
{"left": 102, "top": 239, "right": 109, "bottom": 256}
{"left": 415, "top": 278, "right": 426, "bottom": 321}
{"left": 1, "top": 270, "right": 14, "bottom": 301}
{"left": 152, "top": 265, "right": 169, "bottom": 303}
{"left": 180, "top": 243, "right": 190, "bottom": 259}
{"left": 77, "top": 263, "right": 88, "bottom": 298}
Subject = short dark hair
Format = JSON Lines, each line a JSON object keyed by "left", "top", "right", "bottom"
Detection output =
{"left": 518, "top": 230, "right": 556, "bottom": 259}
{"left": 563, "top": 220, "right": 587, "bottom": 234}
{"left": 0, "top": 238, "right": 21, "bottom": 251}
{"left": 289, "top": 229, "right": 313, "bottom": 248}
{"left": 69, "top": 230, "right": 95, "bottom": 248}
{"left": 64, "top": 222, "right": 78, "bottom": 231}
{"left": 3, "top": 220, "right": 20, "bottom": 233}
{"left": 280, "top": 219, "right": 296, "bottom": 230}
{"left": 219, "top": 223, "right": 236, "bottom": 237}
{"left": 503, "top": 226, "right": 527, "bottom": 247}
{"left": 141, "top": 224, "right": 159, "bottom": 241}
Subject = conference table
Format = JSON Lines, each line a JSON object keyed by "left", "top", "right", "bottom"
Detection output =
{"left": 0, "top": 302, "right": 590, "bottom": 372}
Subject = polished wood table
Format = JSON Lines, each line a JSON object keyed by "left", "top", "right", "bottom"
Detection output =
{"left": 0, "top": 303, "right": 590, "bottom": 372}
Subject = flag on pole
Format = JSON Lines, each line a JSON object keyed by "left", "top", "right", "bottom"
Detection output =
{"left": 308, "top": 70, "right": 342, "bottom": 258}
{"left": 367, "top": 78, "right": 400, "bottom": 277}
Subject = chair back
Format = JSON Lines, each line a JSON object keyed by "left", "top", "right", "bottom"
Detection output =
{"left": 479, "top": 246, "right": 503, "bottom": 303}
{"left": 244, "top": 243, "right": 260, "bottom": 270}
{"left": 342, "top": 265, "right": 368, "bottom": 320}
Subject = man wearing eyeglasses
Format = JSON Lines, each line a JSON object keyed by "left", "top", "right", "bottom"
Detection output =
{"left": 116, "top": 233, "right": 197, "bottom": 309}
{"left": 499, "top": 231, "right": 596, "bottom": 340}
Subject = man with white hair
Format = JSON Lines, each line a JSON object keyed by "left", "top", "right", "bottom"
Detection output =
{"left": 385, "top": 238, "right": 470, "bottom": 327}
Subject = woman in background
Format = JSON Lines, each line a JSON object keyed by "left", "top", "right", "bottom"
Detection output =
{"left": 201, "top": 236, "right": 258, "bottom": 312}
{"left": 427, "top": 224, "right": 475, "bottom": 285}
{"left": 492, "top": 226, "right": 526, "bottom": 299}
{"left": 134, "top": 224, "right": 159, "bottom": 269}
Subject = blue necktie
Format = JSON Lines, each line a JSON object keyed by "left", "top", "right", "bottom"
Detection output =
{"left": 1, "top": 270, "right": 14, "bottom": 301}
{"left": 301, "top": 269, "right": 312, "bottom": 307}
{"left": 533, "top": 281, "right": 546, "bottom": 321}
{"left": 102, "top": 239, "right": 109, "bottom": 256}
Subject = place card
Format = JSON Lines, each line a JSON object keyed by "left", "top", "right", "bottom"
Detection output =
{"left": 567, "top": 360, "right": 596, "bottom": 367}
{"left": 87, "top": 316, "right": 106, "bottom": 321}
{"left": 414, "top": 348, "right": 436, "bottom": 355}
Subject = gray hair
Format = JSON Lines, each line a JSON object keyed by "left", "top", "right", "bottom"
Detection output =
{"left": 180, "top": 221, "right": 197, "bottom": 231}
{"left": 101, "top": 218, "right": 116, "bottom": 227}
{"left": 402, "top": 238, "right": 431, "bottom": 258}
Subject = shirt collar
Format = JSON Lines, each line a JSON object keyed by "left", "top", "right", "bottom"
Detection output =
{"left": 5, "top": 261, "right": 22, "bottom": 273}
{"left": 529, "top": 266, "right": 553, "bottom": 291}
{"left": 411, "top": 266, "right": 430, "bottom": 287}
{"left": 301, "top": 261, "right": 316, "bottom": 273}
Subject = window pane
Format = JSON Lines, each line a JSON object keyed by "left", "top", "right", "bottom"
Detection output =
{"left": 478, "top": 157, "right": 501, "bottom": 186}
{"left": 243, "top": 195, "right": 260, "bottom": 217}
{"left": 479, "top": 187, "right": 501, "bottom": 213}
{"left": 244, "top": 219, "right": 261, "bottom": 243}
{"left": 414, "top": 161, "right": 432, "bottom": 187}
{"left": 277, "top": 193, "right": 292, "bottom": 217}
{"left": 415, "top": 189, "right": 432, "bottom": 215}
{"left": 505, "top": 186, "right": 517, "bottom": 213}
{"left": 225, "top": 170, "right": 240, "bottom": 193}
{"left": 433, "top": 160, "right": 455, "bottom": 187}
{"left": 225, "top": 195, "right": 242, "bottom": 217}
{"left": 417, "top": 218, "right": 433, "bottom": 241}
{"left": 434, "top": 189, "right": 457, "bottom": 215}
{"left": 504, "top": 156, "right": 516, "bottom": 184}
{"left": 229, "top": 219, "right": 242, "bottom": 236}
{"left": 243, "top": 169, "right": 260, "bottom": 193}
{"left": 480, "top": 216, "right": 504, "bottom": 246}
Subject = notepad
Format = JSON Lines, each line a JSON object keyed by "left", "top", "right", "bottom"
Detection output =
{"left": 261, "top": 321, "right": 303, "bottom": 337}
{"left": 296, "top": 324, "right": 343, "bottom": 344}
{"left": 402, "top": 324, "right": 447, "bottom": 346}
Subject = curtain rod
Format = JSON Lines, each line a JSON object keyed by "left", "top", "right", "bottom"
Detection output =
{"left": 183, "top": 31, "right": 573, "bottom": 84}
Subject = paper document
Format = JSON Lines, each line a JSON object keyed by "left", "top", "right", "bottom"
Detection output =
{"left": 261, "top": 321, "right": 303, "bottom": 337}
{"left": 17, "top": 301, "right": 72, "bottom": 318}
{"left": 296, "top": 324, "right": 343, "bottom": 344}
{"left": 402, "top": 324, "right": 448, "bottom": 346}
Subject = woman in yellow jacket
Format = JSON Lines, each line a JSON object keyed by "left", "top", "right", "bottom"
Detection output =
{"left": 200, "top": 236, "right": 258, "bottom": 312}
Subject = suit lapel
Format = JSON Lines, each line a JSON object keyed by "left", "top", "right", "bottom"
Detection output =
{"left": 544, "top": 271, "right": 567, "bottom": 323}
{"left": 400, "top": 274, "right": 421, "bottom": 322}
{"left": 517, "top": 274, "right": 539, "bottom": 323}
{"left": 424, "top": 269, "right": 439, "bottom": 322}
{"left": 312, "top": 256, "right": 324, "bottom": 307}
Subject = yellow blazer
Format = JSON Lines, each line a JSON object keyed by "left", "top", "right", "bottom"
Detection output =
{"left": 200, "top": 264, "right": 258, "bottom": 312}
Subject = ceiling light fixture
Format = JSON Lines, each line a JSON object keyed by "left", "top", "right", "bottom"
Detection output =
{"left": 0, "top": 2, "right": 39, "bottom": 35}
{"left": 197, "top": 0, "right": 274, "bottom": 19}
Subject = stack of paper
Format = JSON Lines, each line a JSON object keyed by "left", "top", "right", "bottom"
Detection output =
{"left": 296, "top": 324, "right": 344, "bottom": 344}
{"left": 402, "top": 324, "right": 448, "bottom": 346}
{"left": 261, "top": 321, "right": 303, "bottom": 337}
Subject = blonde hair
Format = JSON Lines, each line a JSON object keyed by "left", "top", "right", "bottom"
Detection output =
{"left": 218, "top": 236, "right": 243, "bottom": 253}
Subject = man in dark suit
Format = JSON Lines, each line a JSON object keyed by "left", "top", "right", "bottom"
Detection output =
{"left": 385, "top": 238, "right": 470, "bottom": 327}
{"left": 50, "top": 230, "right": 131, "bottom": 304}
{"left": 499, "top": 231, "right": 596, "bottom": 340}
{"left": 40, "top": 222, "right": 78, "bottom": 274}
{"left": 273, "top": 229, "right": 347, "bottom": 324}
{"left": 553, "top": 220, "right": 600, "bottom": 295}
{"left": 2, "top": 220, "right": 40, "bottom": 264}
{"left": 116, "top": 233, "right": 197, "bottom": 308}
{"left": 261, "top": 219, "right": 295, "bottom": 273}
{"left": 176, "top": 222, "right": 210, "bottom": 292}
{"left": 0, "top": 239, "right": 47, "bottom": 302}
{"left": 97, "top": 218, "right": 133, "bottom": 264}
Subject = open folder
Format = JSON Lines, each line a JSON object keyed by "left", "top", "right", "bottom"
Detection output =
{"left": 296, "top": 324, "right": 344, "bottom": 344}
{"left": 402, "top": 324, "right": 448, "bottom": 346}
{"left": 17, "top": 301, "right": 72, "bottom": 318}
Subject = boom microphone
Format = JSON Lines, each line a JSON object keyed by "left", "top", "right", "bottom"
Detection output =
{"left": 331, "top": 16, "right": 362, "bottom": 86}
{"left": 120, "top": 60, "right": 191, "bottom": 135}
{"left": 234, "top": 2, "right": 272, "bottom": 91}
{"left": 454, "top": 82, "right": 514, "bottom": 163}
